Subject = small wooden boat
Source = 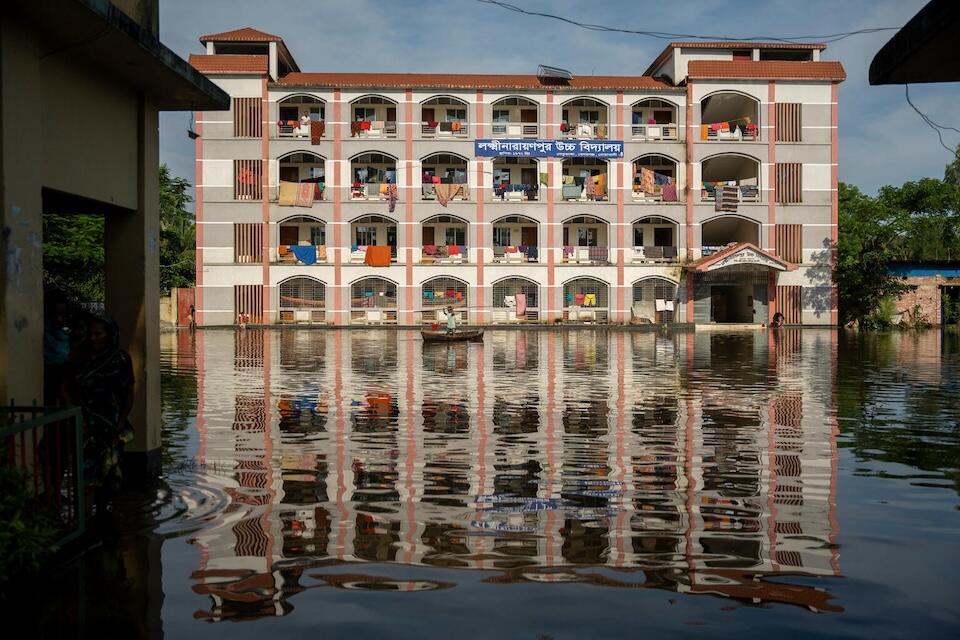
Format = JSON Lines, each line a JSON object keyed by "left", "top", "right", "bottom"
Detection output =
{"left": 421, "top": 328, "right": 484, "bottom": 343}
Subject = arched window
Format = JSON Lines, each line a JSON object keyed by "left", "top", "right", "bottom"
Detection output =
{"left": 350, "top": 278, "right": 398, "bottom": 326}
{"left": 350, "top": 95, "right": 399, "bottom": 138}
{"left": 632, "top": 154, "right": 680, "bottom": 203}
{"left": 420, "top": 153, "right": 469, "bottom": 202}
{"left": 350, "top": 215, "right": 397, "bottom": 259}
{"left": 278, "top": 216, "right": 327, "bottom": 263}
{"left": 491, "top": 215, "right": 539, "bottom": 262}
{"left": 278, "top": 152, "right": 326, "bottom": 203}
{"left": 562, "top": 216, "right": 609, "bottom": 263}
{"left": 492, "top": 277, "right": 539, "bottom": 323}
{"left": 701, "top": 215, "right": 761, "bottom": 255}
{"left": 561, "top": 97, "right": 609, "bottom": 139}
{"left": 421, "top": 215, "right": 468, "bottom": 262}
{"left": 563, "top": 277, "right": 609, "bottom": 323}
{"left": 700, "top": 154, "right": 761, "bottom": 203}
{"left": 491, "top": 96, "right": 539, "bottom": 137}
{"left": 278, "top": 277, "right": 326, "bottom": 324}
{"left": 631, "top": 99, "right": 678, "bottom": 140}
{"left": 350, "top": 152, "right": 398, "bottom": 201}
{"left": 561, "top": 158, "right": 609, "bottom": 202}
{"left": 492, "top": 157, "right": 540, "bottom": 202}
{"left": 277, "top": 95, "right": 325, "bottom": 138}
{"left": 632, "top": 278, "right": 678, "bottom": 323}
{"left": 700, "top": 91, "right": 760, "bottom": 141}
{"left": 631, "top": 216, "right": 679, "bottom": 263}
{"left": 421, "top": 277, "right": 468, "bottom": 308}
{"left": 421, "top": 96, "right": 469, "bottom": 137}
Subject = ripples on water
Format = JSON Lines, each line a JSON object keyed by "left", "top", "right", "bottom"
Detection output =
{"left": 145, "top": 328, "right": 960, "bottom": 632}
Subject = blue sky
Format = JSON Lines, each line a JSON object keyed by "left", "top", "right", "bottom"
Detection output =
{"left": 159, "top": 0, "right": 960, "bottom": 205}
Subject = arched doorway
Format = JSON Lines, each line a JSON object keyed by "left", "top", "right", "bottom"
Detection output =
{"left": 492, "top": 277, "right": 539, "bottom": 323}
{"left": 278, "top": 277, "right": 326, "bottom": 324}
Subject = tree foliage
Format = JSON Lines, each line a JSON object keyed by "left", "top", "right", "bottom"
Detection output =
{"left": 43, "top": 165, "right": 194, "bottom": 301}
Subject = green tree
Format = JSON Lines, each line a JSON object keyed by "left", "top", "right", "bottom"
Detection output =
{"left": 945, "top": 143, "right": 960, "bottom": 186}
{"left": 158, "top": 164, "right": 195, "bottom": 293}
{"left": 836, "top": 182, "right": 910, "bottom": 327}
{"left": 877, "top": 177, "right": 960, "bottom": 262}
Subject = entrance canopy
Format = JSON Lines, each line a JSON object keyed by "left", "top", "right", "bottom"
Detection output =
{"left": 687, "top": 242, "right": 795, "bottom": 273}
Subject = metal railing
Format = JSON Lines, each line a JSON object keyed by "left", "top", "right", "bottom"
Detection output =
{"left": 1, "top": 405, "right": 85, "bottom": 548}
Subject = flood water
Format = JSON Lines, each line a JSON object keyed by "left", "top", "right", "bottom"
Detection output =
{"left": 17, "top": 329, "right": 960, "bottom": 638}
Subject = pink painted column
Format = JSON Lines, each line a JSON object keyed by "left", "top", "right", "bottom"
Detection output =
{"left": 404, "top": 88, "right": 415, "bottom": 325}
{"left": 545, "top": 90, "right": 556, "bottom": 322}
{"left": 766, "top": 81, "right": 777, "bottom": 252}
{"left": 194, "top": 113, "right": 205, "bottom": 326}
{"left": 260, "top": 78, "right": 271, "bottom": 322}
{"left": 474, "top": 89, "right": 486, "bottom": 324}
{"left": 615, "top": 91, "right": 625, "bottom": 323}
{"left": 332, "top": 89, "right": 345, "bottom": 324}
{"left": 685, "top": 82, "right": 695, "bottom": 261}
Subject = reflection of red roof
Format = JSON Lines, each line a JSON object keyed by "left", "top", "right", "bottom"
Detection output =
{"left": 200, "top": 27, "right": 282, "bottom": 42}
{"left": 189, "top": 54, "right": 267, "bottom": 75}
{"left": 277, "top": 72, "right": 675, "bottom": 91}
{"left": 686, "top": 242, "right": 796, "bottom": 272}
{"left": 688, "top": 60, "right": 846, "bottom": 81}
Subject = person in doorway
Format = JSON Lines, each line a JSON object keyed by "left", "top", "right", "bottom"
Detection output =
{"left": 770, "top": 311, "right": 785, "bottom": 328}
{"left": 445, "top": 306, "right": 457, "bottom": 334}
{"left": 63, "top": 316, "right": 135, "bottom": 512}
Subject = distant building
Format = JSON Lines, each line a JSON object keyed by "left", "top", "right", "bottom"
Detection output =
{"left": 190, "top": 30, "right": 844, "bottom": 327}
{"left": 889, "top": 263, "right": 960, "bottom": 325}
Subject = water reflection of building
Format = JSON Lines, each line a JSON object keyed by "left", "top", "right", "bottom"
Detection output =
{"left": 190, "top": 328, "right": 841, "bottom": 620}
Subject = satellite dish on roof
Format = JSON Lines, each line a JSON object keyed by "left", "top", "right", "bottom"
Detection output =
{"left": 537, "top": 64, "right": 573, "bottom": 81}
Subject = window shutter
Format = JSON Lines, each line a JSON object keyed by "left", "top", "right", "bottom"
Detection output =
{"left": 233, "top": 97, "right": 262, "bottom": 138}
{"left": 775, "top": 103, "right": 802, "bottom": 142}
{"left": 775, "top": 224, "right": 803, "bottom": 263}
{"left": 776, "top": 285, "right": 803, "bottom": 324}
{"left": 234, "top": 223, "right": 263, "bottom": 263}
{"left": 234, "top": 159, "right": 263, "bottom": 201}
{"left": 776, "top": 163, "right": 802, "bottom": 204}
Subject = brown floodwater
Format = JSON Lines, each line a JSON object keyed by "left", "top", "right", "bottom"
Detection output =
{"left": 14, "top": 329, "right": 960, "bottom": 638}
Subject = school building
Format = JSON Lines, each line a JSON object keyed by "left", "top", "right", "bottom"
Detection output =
{"left": 190, "top": 29, "right": 844, "bottom": 327}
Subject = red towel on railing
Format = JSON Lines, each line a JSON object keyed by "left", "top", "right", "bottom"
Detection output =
{"left": 364, "top": 245, "right": 392, "bottom": 267}
{"left": 448, "top": 245, "right": 461, "bottom": 255}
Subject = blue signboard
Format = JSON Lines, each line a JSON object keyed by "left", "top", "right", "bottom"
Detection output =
{"left": 475, "top": 138, "right": 624, "bottom": 158}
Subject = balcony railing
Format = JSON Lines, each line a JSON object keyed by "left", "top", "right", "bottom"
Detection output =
{"left": 347, "top": 245, "right": 398, "bottom": 264}
{"left": 560, "top": 123, "right": 609, "bottom": 139}
{"left": 561, "top": 179, "right": 608, "bottom": 202}
{"left": 701, "top": 184, "right": 761, "bottom": 204}
{"left": 1, "top": 406, "right": 85, "bottom": 548}
{"left": 351, "top": 183, "right": 397, "bottom": 201}
{"left": 279, "top": 309, "right": 326, "bottom": 324}
{"left": 420, "top": 122, "right": 469, "bottom": 138}
{"left": 492, "top": 184, "right": 539, "bottom": 202}
{"left": 631, "top": 185, "right": 683, "bottom": 203}
{"left": 350, "top": 121, "right": 398, "bottom": 138}
{"left": 492, "top": 245, "right": 538, "bottom": 263}
{"left": 561, "top": 246, "right": 609, "bottom": 264}
{"left": 422, "top": 183, "right": 470, "bottom": 202}
{"left": 278, "top": 244, "right": 328, "bottom": 265}
{"left": 278, "top": 120, "right": 325, "bottom": 139}
{"left": 631, "top": 123, "right": 679, "bottom": 141}
{"left": 629, "top": 246, "right": 680, "bottom": 263}
{"left": 491, "top": 122, "right": 539, "bottom": 137}
{"left": 702, "top": 123, "right": 759, "bottom": 142}
{"left": 420, "top": 245, "right": 467, "bottom": 264}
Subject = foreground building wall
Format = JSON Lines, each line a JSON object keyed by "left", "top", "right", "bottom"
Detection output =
{"left": 192, "top": 32, "right": 843, "bottom": 327}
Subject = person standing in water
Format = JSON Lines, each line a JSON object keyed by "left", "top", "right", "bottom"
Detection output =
{"left": 445, "top": 306, "right": 457, "bottom": 334}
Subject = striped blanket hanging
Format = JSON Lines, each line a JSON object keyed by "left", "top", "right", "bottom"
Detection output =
{"left": 716, "top": 185, "right": 739, "bottom": 212}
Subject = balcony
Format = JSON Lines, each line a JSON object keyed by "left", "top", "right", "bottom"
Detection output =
{"left": 630, "top": 216, "right": 680, "bottom": 264}
{"left": 560, "top": 98, "right": 609, "bottom": 140}
{"left": 421, "top": 96, "right": 469, "bottom": 139}
{"left": 351, "top": 95, "right": 399, "bottom": 139}
{"left": 421, "top": 215, "right": 467, "bottom": 264}
{"left": 278, "top": 276, "right": 326, "bottom": 324}
{"left": 277, "top": 152, "right": 325, "bottom": 206}
{"left": 631, "top": 277, "right": 678, "bottom": 324}
{"left": 491, "top": 157, "right": 540, "bottom": 202}
{"left": 277, "top": 94, "right": 325, "bottom": 139}
{"left": 492, "top": 215, "right": 539, "bottom": 263}
{"left": 278, "top": 216, "right": 328, "bottom": 265}
{"left": 420, "top": 277, "right": 468, "bottom": 323}
{"left": 562, "top": 216, "right": 610, "bottom": 264}
{"left": 421, "top": 154, "right": 469, "bottom": 203}
{"left": 561, "top": 159, "right": 608, "bottom": 202}
{"left": 701, "top": 216, "right": 761, "bottom": 256}
{"left": 700, "top": 91, "right": 760, "bottom": 142}
{"left": 563, "top": 277, "right": 610, "bottom": 323}
{"left": 632, "top": 155, "right": 681, "bottom": 203}
{"left": 492, "top": 277, "right": 540, "bottom": 323}
{"left": 491, "top": 96, "right": 539, "bottom": 138}
{"left": 350, "top": 277, "right": 398, "bottom": 324}
{"left": 631, "top": 99, "right": 679, "bottom": 141}
{"left": 700, "top": 154, "right": 761, "bottom": 205}
{"left": 350, "top": 152, "right": 397, "bottom": 202}
{"left": 350, "top": 215, "right": 398, "bottom": 264}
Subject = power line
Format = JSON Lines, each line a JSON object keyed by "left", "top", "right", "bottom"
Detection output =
{"left": 904, "top": 84, "right": 960, "bottom": 161}
{"left": 477, "top": 0, "right": 898, "bottom": 44}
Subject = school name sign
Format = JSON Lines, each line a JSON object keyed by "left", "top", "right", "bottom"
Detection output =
{"left": 475, "top": 138, "right": 624, "bottom": 158}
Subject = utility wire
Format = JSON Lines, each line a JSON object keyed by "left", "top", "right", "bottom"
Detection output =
{"left": 904, "top": 85, "right": 960, "bottom": 160}
{"left": 477, "top": 0, "right": 898, "bottom": 44}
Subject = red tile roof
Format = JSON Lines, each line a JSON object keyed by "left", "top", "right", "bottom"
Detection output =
{"left": 189, "top": 54, "right": 268, "bottom": 75}
{"left": 276, "top": 72, "right": 676, "bottom": 91}
{"left": 687, "top": 60, "right": 846, "bottom": 81}
{"left": 645, "top": 41, "right": 827, "bottom": 75}
{"left": 199, "top": 27, "right": 283, "bottom": 43}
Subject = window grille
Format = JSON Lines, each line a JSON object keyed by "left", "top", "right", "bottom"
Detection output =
{"left": 776, "top": 224, "right": 803, "bottom": 263}
{"left": 234, "top": 159, "right": 262, "bottom": 200}
{"left": 775, "top": 103, "right": 802, "bottom": 142}
{"left": 279, "top": 278, "right": 325, "bottom": 310}
{"left": 632, "top": 278, "right": 677, "bottom": 323}
{"left": 492, "top": 278, "right": 539, "bottom": 308}
{"left": 563, "top": 279, "right": 609, "bottom": 307}
{"left": 776, "top": 163, "right": 802, "bottom": 203}
{"left": 233, "top": 97, "right": 261, "bottom": 138}
{"left": 234, "top": 223, "right": 262, "bottom": 263}
{"left": 351, "top": 278, "right": 397, "bottom": 309}
{"left": 421, "top": 278, "right": 468, "bottom": 308}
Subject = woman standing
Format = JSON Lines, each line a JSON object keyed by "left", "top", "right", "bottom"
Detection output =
{"left": 64, "top": 316, "right": 135, "bottom": 510}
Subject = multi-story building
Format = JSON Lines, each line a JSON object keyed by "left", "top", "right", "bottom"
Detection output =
{"left": 190, "top": 28, "right": 844, "bottom": 327}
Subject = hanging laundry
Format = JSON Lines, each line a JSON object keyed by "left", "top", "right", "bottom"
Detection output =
{"left": 661, "top": 183, "right": 678, "bottom": 202}
{"left": 504, "top": 295, "right": 516, "bottom": 308}
{"left": 595, "top": 174, "right": 606, "bottom": 198}
{"left": 584, "top": 293, "right": 597, "bottom": 307}
{"left": 310, "top": 120, "right": 325, "bottom": 144}
{"left": 278, "top": 181, "right": 298, "bottom": 205}
{"left": 641, "top": 168, "right": 655, "bottom": 194}
{"left": 540, "top": 172, "right": 549, "bottom": 186}
{"left": 295, "top": 182, "right": 315, "bottom": 207}
{"left": 388, "top": 183, "right": 398, "bottom": 213}
{"left": 423, "top": 244, "right": 437, "bottom": 256}
{"left": 448, "top": 245, "right": 461, "bottom": 256}
{"left": 716, "top": 185, "right": 739, "bottom": 212}
{"left": 317, "top": 245, "right": 327, "bottom": 262}
{"left": 515, "top": 293, "right": 527, "bottom": 317}
{"left": 364, "top": 245, "right": 392, "bottom": 267}
{"left": 290, "top": 245, "right": 317, "bottom": 265}
{"left": 574, "top": 293, "right": 585, "bottom": 306}
{"left": 350, "top": 121, "right": 363, "bottom": 137}
{"left": 596, "top": 123, "right": 607, "bottom": 139}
